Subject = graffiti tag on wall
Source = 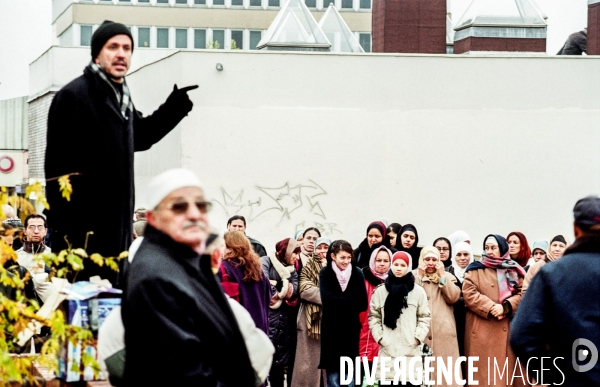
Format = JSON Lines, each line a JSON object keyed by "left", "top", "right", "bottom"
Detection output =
{"left": 213, "top": 179, "right": 342, "bottom": 235}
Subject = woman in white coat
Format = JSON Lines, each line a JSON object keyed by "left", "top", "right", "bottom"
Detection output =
{"left": 369, "top": 251, "right": 431, "bottom": 386}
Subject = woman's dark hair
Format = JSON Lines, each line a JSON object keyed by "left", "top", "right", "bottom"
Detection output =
{"left": 227, "top": 215, "right": 246, "bottom": 227}
{"left": 303, "top": 227, "right": 321, "bottom": 238}
{"left": 387, "top": 223, "right": 402, "bottom": 235}
{"left": 327, "top": 240, "right": 353, "bottom": 261}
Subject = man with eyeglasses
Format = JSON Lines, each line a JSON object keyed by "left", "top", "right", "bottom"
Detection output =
{"left": 15, "top": 214, "right": 56, "bottom": 303}
{"left": 123, "top": 168, "right": 255, "bottom": 386}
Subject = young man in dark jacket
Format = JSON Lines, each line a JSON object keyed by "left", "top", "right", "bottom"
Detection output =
{"left": 44, "top": 20, "right": 197, "bottom": 286}
{"left": 511, "top": 195, "right": 600, "bottom": 386}
{"left": 123, "top": 168, "right": 256, "bottom": 386}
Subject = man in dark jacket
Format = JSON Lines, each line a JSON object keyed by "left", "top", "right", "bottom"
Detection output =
{"left": 557, "top": 28, "right": 587, "bottom": 55}
{"left": 227, "top": 215, "right": 268, "bottom": 257}
{"left": 510, "top": 195, "right": 600, "bottom": 386}
{"left": 123, "top": 168, "right": 256, "bottom": 386}
{"left": 44, "top": 20, "right": 197, "bottom": 286}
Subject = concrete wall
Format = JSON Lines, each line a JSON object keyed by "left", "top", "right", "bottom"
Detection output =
{"left": 126, "top": 50, "right": 600, "bottom": 254}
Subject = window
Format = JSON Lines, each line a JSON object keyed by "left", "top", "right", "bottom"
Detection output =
{"left": 268, "top": 0, "right": 279, "bottom": 6}
{"left": 156, "top": 0, "right": 169, "bottom": 3}
{"left": 137, "top": 0, "right": 150, "bottom": 2}
{"left": 157, "top": 28, "right": 169, "bottom": 48}
{"left": 138, "top": 27, "right": 150, "bottom": 47}
{"left": 212, "top": 30, "right": 225, "bottom": 49}
{"left": 194, "top": 0, "right": 206, "bottom": 3}
{"left": 120, "top": 0, "right": 131, "bottom": 2}
{"left": 342, "top": 0, "right": 352, "bottom": 8}
{"left": 176, "top": 0, "right": 187, "bottom": 3}
{"left": 80, "top": 25, "right": 93, "bottom": 46}
{"left": 194, "top": 29, "right": 206, "bottom": 48}
{"left": 231, "top": 30, "right": 243, "bottom": 49}
{"left": 176, "top": 29, "right": 188, "bottom": 48}
{"left": 213, "top": 0, "right": 224, "bottom": 5}
{"left": 249, "top": 31, "right": 262, "bottom": 50}
{"left": 359, "top": 0, "right": 370, "bottom": 9}
{"left": 304, "top": 0, "right": 316, "bottom": 7}
{"left": 250, "top": 0, "right": 261, "bottom": 5}
{"left": 232, "top": 0, "right": 243, "bottom": 5}
{"left": 323, "top": 0, "right": 334, "bottom": 7}
{"left": 359, "top": 33, "right": 371, "bottom": 52}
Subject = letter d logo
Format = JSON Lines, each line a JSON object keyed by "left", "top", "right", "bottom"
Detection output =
{"left": 572, "top": 338, "right": 598, "bottom": 373}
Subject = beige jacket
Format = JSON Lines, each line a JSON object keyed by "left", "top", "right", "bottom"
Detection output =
{"left": 368, "top": 283, "right": 431, "bottom": 381}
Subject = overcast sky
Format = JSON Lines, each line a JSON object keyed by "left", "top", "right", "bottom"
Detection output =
{"left": 0, "top": 0, "right": 589, "bottom": 100}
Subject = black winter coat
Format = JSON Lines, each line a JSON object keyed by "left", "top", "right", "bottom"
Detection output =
{"left": 123, "top": 224, "right": 255, "bottom": 387}
{"left": 319, "top": 264, "right": 368, "bottom": 370}
{"left": 510, "top": 235, "right": 600, "bottom": 386}
{"left": 45, "top": 66, "right": 190, "bottom": 286}
{"left": 260, "top": 255, "right": 299, "bottom": 366}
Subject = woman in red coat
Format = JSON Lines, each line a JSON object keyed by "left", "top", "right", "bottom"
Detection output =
{"left": 358, "top": 245, "right": 392, "bottom": 381}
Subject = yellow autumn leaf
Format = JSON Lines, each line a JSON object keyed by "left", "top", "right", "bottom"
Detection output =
{"left": 72, "top": 248, "right": 88, "bottom": 258}
{"left": 90, "top": 253, "right": 104, "bottom": 267}
{"left": 118, "top": 251, "right": 129, "bottom": 259}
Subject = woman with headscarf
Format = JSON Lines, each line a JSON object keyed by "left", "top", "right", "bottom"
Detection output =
{"left": 462, "top": 234, "right": 527, "bottom": 387}
{"left": 292, "top": 237, "right": 331, "bottom": 387}
{"left": 354, "top": 221, "right": 393, "bottom": 269}
{"left": 358, "top": 245, "right": 392, "bottom": 382}
{"left": 506, "top": 231, "right": 531, "bottom": 267}
{"left": 524, "top": 240, "right": 548, "bottom": 270}
{"left": 219, "top": 231, "right": 271, "bottom": 334}
{"left": 368, "top": 251, "right": 430, "bottom": 386}
{"left": 447, "top": 230, "right": 470, "bottom": 253}
{"left": 413, "top": 246, "right": 461, "bottom": 387}
{"left": 433, "top": 237, "right": 453, "bottom": 272}
{"left": 260, "top": 238, "right": 302, "bottom": 387}
{"left": 387, "top": 223, "right": 402, "bottom": 248}
{"left": 319, "top": 240, "right": 368, "bottom": 387}
{"left": 450, "top": 241, "right": 474, "bottom": 362}
{"left": 396, "top": 224, "right": 421, "bottom": 270}
{"left": 522, "top": 235, "right": 570, "bottom": 297}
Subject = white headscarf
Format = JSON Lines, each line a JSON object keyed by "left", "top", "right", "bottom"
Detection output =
{"left": 452, "top": 241, "right": 474, "bottom": 282}
{"left": 369, "top": 245, "right": 392, "bottom": 281}
{"left": 448, "top": 230, "right": 470, "bottom": 255}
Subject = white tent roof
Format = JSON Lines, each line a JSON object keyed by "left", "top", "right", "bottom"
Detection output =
{"left": 455, "top": 0, "right": 547, "bottom": 31}
{"left": 318, "top": 4, "right": 364, "bottom": 53}
{"left": 257, "top": 0, "right": 331, "bottom": 49}
{"left": 447, "top": 15, "right": 455, "bottom": 44}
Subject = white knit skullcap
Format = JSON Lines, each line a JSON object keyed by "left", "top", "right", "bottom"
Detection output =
{"left": 485, "top": 236, "right": 498, "bottom": 246}
{"left": 146, "top": 168, "right": 204, "bottom": 210}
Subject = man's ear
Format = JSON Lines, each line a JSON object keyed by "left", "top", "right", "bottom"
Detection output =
{"left": 146, "top": 210, "right": 157, "bottom": 228}
{"left": 573, "top": 222, "right": 583, "bottom": 239}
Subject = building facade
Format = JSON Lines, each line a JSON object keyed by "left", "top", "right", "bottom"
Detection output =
{"left": 52, "top": 0, "right": 373, "bottom": 51}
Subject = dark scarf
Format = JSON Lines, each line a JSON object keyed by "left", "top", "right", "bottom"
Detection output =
{"left": 434, "top": 237, "right": 453, "bottom": 268}
{"left": 363, "top": 266, "right": 384, "bottom": 287}
{"left": 22, "top": 240, "right": 47, "bottom": 254}
{"left": 87, "top": 61, "right": 133, "bottom": 119}
{"left": 396, "top": 224, "right": 421, "bottom": 269}
{"left": 383, "top": 271, "right": 415, "bottom": 329}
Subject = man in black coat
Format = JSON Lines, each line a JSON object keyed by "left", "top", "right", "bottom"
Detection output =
{"left": 226, "top": 215, "right": 268, "bottom": 257}
{"left": 557, "top": 28, "right": 587, "bottom": 55}
{"left": 123, "top": 168, "right": 256, "bottom": 386}
{"left": 44, "top": 20, "right": 197, "bottom": 286}
{"left": 510, "top": 195, "right": 600, "bottom": 386}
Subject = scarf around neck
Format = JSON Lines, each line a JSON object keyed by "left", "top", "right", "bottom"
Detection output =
{"left": 88, "top": 61, "right": 133, "bottom": 119}
{"left": 331, "top": 261, "right": 352, "bottom": 291}
{"left": 383, "top": 271, "right": 415, "bottom": 329}
{"left": 23, "top": 240, "right": 47, "bottom": 255}
{"left": 471, "top": 252, "right": 526, "bottom": 303}
{"left": 300, "top": 254, "right": 325, "bottom": 339}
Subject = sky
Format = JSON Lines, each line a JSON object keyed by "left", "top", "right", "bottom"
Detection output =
{"left": 0, "top": 0, "right": 590, "bottom": 100}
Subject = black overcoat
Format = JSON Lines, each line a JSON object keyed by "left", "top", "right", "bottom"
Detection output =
{"left": 319, "top": 263, "right": 368, "bottom": 370}
{"left": 123, "top": 224, "right": 256, "bottom": 386}
{"left": 44, "top": 66, "right": 190, "bottom": 285}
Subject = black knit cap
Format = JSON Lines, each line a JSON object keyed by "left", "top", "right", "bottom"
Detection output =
{"left": 91, "top": 20, "right": 134, "bottom": 59}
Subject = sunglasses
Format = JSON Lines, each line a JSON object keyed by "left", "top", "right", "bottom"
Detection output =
{"left": 164, "top": 200, "right": 212, "bottom": 214}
